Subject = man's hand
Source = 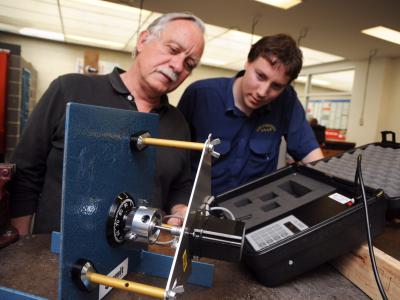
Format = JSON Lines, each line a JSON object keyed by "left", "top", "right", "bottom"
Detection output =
{"left": 11, "top": 215, "right": 32, "bottom": 236}
{"left": 167, "top": 204, "right": 188, "bottom": 226}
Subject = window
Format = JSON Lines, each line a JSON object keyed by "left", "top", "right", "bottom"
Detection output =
{"left": 294, "top": 69, "right": 355, "bottom": 141}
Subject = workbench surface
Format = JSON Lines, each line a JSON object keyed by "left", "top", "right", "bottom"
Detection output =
{"left": 0, "top": 234, "right": 370, "bottom": 300}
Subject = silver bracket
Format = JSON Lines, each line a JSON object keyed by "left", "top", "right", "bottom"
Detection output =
{"left": 206, "top": 138, "right": 221, "bottom": 159}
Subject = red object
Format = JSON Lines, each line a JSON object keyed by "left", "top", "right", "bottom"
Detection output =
{"left": 0, "top": 163, "right": 18, "bottom": 248}
{"left": 325, "top": 128, "right": 347, "bottom": 141}
{"left": 0, "top": 51, "right": 9, "bottom": 155}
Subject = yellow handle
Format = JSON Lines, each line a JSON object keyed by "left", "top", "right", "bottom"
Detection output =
{"left": 141, "top": 137, "right": 204, "bottom": 151}
{"left": 87, "top": 272, "right": 165, "bottom": 299}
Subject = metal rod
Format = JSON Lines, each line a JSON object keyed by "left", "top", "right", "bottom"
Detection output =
{"left": 140, "top": 137, "right": 204, "bottom": 151}
{"left": 155, "top": 224, "right": 181, "bottom": 236}
{"left": 156, "top": 223, "right": 173, "bottom": 231}
{"left": 86, "top": 271, "right": 165, "bottom": 299}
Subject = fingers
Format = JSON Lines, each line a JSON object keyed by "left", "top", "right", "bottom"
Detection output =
{"left": 166, "top": 216, "right": 183, "bottom": 226}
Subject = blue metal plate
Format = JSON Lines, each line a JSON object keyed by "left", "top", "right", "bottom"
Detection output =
{"left": 59, "top": 103, "right": 158, "bottom": 299}
{"left": 0, "top": 286, "right": 47, "bottom": 300}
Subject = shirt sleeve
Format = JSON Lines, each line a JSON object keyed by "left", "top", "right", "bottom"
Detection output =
{"left": 9, "top": 77, "right": 66, "bottom": 217}
{"left": 285, "top": 92, "right": 320, "bottom": 161}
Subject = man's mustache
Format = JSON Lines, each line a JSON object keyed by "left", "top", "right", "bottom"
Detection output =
{"left": 156, "top": 67, "right": 178, "bottom": 82}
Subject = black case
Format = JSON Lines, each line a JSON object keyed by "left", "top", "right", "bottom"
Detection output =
{"left": 215, "top": 132, "right": 397, "bottom": 287}
{"left": 308, "top": 131, "right": 400, "bottom": 215}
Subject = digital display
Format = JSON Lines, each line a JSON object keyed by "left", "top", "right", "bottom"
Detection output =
{"left": 284, "top": 221, "right": 301, "bottom": 234}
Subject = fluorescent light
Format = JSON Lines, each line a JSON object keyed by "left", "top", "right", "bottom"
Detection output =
{"left": 300, "top": 47, "right": 344, "bottom": 66}
{"left": 19, "top": 28, "right": 64, "bottom": 41}
{"left": 296, "top": 76, "right": 329, "bottom": 86}
{"left": 205, "top": 24, "right": 232, "bottom": 42}
{"left": 200, "top": 24, "right": 343, "bottom": 70}
{"left": 295, "top": 76, "right": 330, "bottom": 85}
{"left": 66, "top": 35, "right": 125, "bottom": 48}
{"left": 201, "top": 57, "right": 227, "bottom": 66}
{"left": 224, "top": 60, "right": 246, "bottom": 71}
{"left": 0, "top": 23, "right": 19, "bottom": 33}
{"left": 254, "top": 0, "right": 302, "bottom": 9}
{"left": 311, "top": 78, "right": 330, "bottom": 86}
{"left": 295, "top": 77, "right": 331, "bottom": 86}
{"left": 362, "top": 26, "right": 400, "bottom": 45}
{"left": 1, "top": 0, "right": 342, "bottom": 71}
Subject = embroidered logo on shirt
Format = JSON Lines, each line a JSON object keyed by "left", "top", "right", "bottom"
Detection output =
{"left": 256, "top": 123, "right": 276, "bottom": 132}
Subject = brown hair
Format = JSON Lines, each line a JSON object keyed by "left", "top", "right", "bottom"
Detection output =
{"left": 248, "top": 34, "right": 303, "bottom": 82}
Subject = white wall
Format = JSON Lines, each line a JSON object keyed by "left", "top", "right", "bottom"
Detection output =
{"left": 346, "top": 58, "right": 385, "bottom": 145}
{"left": 301, "top": 58, "right": 400, "bottom": 146}
{"left": 2, "top": 32, "right": 399, "bottom": 146}
{"left": 377, "top": 58, "right": 400, "bottom": 138}
{"left": 347, "top": 57, "right": 400, "bottom": 145}
{"left": 0, "top": 32, "right": 234, "bottom": 106}
{"left": 169, "top": 65, "right": 234, "bottom": 105}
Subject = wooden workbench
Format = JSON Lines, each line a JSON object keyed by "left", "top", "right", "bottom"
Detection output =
{"left": 0, "top": 234, "right": 370, "bottom": 300}
{"left": 333, "top": 222, "right": 400, "bottom": 300}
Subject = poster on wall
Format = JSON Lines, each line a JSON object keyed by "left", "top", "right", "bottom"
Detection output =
{"left": 307, "top": 99, "right": 350, "bottom": 141}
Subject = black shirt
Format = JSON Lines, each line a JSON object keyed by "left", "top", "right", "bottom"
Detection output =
{"left": 10, "top": 68, "right": 192, "bottom": 233}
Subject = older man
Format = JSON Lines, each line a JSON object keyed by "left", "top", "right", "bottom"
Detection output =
{"left": 178, "top": 34, "right": 323, "bottom": 196}
{"left": 10, "top": 12, "right": 205, "bottom": 234}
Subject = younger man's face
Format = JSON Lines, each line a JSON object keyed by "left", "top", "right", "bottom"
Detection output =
{"left": 241, "top": 56, "right": 290, "bottom": 112}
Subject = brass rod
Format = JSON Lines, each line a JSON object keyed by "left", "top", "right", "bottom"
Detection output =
{"left": 155, "top": 223, "right": 181, "bottom": 237}
{"left": 155, "top": 223, "right": 173, "bottom": 232}
{"left": 86, "top": 272, "right": 165, "bottom": 299}
{"left": 141, "top": 137, "right": 204, "bottom": 151}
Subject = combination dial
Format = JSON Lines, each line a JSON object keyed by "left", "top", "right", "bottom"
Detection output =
{"left": 106, "top": 192, "right": 135, "bottom": 246}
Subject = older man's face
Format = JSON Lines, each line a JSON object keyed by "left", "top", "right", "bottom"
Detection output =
{"left": 136, "top": 19, "right": 204, "bottom": 96}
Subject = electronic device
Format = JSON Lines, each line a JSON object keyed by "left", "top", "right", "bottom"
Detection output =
{"left": 217, "top": 151, "right": 388, "bottom": 286}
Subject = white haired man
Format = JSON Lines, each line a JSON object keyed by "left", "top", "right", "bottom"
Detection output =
{"left": 10, "top": 12, "right": 205, "bottom": 235}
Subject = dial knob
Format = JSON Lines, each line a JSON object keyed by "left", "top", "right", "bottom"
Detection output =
{"left": 106, "top": 192, "right": 135, "bottom": 246}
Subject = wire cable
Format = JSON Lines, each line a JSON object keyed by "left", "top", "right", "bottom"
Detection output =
{"left": 210, "top": 206, "right": 235, "bottom": 220}
{"left": 356, "top": 154, "right": 388, "bottom": 300}
{"left": 155, "top": 238, "right": 176, "bottom": 245}
{"left": 359, "top": 49, "right": 378, "bottom": 126}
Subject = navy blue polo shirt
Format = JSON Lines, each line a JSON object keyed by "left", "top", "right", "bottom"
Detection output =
{"left": 178, "top": 71, "right": 319, "bottom": 196}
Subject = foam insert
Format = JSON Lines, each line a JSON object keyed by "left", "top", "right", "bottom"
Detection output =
{"left": 221, "top": 173, "right": 336, "bottom": 229}
{"left": 308, "top": 145, "right": 400, "bottom": 198}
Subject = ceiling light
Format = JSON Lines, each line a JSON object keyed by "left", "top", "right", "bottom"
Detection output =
{"left": 0, "top": 23, "right": 19, "bottom": 33}
{"left": 66, "top": 35, "right": 125, "bottom": 48}
{"left": 295, "top": 76, "right": 329, "bottom": 86}
{"left": 300, "top": 47, "right": 344, "bottom": 66}
{"left": 201, "top": 57, "right": 227, "bottom": 66}
{"left": 311, "top": 78, "right": 330, "bottom": 86}
{"left": 19, "top": 28, "right": 64, "bottom": 41}
{"left": 294, "top": 76, "right": 307, "bottom": 83}
{"left": 1, "top": 1, "right": 342, "bottom": 71}
{"left": 362, "top": 26, "right": 400, "bottom": 45}
{"left": 254, "top": 0, "right": 302, "bottom": 10}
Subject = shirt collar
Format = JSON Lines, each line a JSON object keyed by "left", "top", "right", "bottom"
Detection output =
{"left": 224, "top": 71, "right": 245, "bottom": 117}
{"left": 109, "top": 67, "right": 130, "bottom": 95}
{"left": 152, "top": 96, "right": 170, "bottom": 114}
{"left": 108, "top": 67, "right": 170, "bottom": 114}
